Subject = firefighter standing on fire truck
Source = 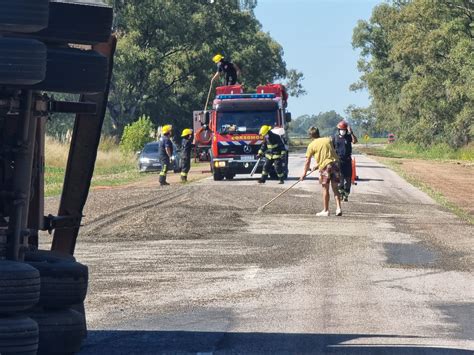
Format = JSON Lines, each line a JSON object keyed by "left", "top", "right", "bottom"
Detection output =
{"left": 159, "top": 124, "right": 173, "bottom": 186}
{"left": 180, "top": 128, "right": 193, "bottom": 183}
{"left": 211, "top": 54, "right": 240, "bottom": 86}
{"left": 257, "top": 125, "right": 286, "bottom": 184}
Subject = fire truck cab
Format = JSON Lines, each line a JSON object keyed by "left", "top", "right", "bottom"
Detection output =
{"left": 194, "top": 84, "right": 291, "bottom": 181}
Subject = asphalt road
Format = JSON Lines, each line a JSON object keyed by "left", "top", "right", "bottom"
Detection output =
{"left": 68, "top": 153, "right": 473, "bottom": 354}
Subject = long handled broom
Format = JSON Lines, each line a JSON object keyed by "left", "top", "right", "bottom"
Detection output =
{"left": 256, "top": 169, "right": 316, "bottom": 212}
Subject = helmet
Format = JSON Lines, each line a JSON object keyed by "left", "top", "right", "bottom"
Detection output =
{"left": 212, "top": 54, "right": 224, "bottom": 63}
{"left": 181, "top": 128, "right": 193, "bottom": 137}
{"left": 162, "top": 124, "right": 172, "bottom": 135}
{"left": 337, "top": 121, "right": 348, "bottom": 129}
{"left": 259, "top": 125, "right": 272, "bottom": 136}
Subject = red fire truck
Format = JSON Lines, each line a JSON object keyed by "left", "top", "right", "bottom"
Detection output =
{"left": 193, "top": 84, "right": 291, "bottom": 181}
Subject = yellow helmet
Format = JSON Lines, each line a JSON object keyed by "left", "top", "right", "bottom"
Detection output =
{"left": 162, "top": 124, "right": 172, "bottom": 135}
{"left": 212, "top": 54, "right": 224, "bottom": 63}
{"left": 181, "top": 128, "right": 193, "bottom": 137}
{"left": 259, "top": 125, "right": 272, "bottom": 136}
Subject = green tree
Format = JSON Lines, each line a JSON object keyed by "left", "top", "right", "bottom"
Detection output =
{"left": 284, "top": 69, "right": 307, "bottom": 97}
{"left": 352, "top": 0, "right": 473, "bottom": 148}
{"left": 345, "top": 104, "right": 382, "bottom": 137}
{"left": 106, "top": 0, "right": 303, "bottom": 136}
{"left": 290, "top": 111, "right": 344, "bottom": 137}
{"left": 119, "top": 114, "right": 154, "bottom": 154}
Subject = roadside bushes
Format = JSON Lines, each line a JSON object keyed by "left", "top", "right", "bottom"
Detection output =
{"left": 119, "top": 115, "right": 154, "bottom": 154}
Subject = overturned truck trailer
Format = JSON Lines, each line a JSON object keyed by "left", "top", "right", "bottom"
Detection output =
{"left": 0, "top": 1, "right": 115, "bottom": 353}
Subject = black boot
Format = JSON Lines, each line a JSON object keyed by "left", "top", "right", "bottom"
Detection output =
{"left": 181, "top": 175, "right": 187, "bottom": 183}
{"left": 159, "top": 175, "right": 169, "bottom": 186}
{"left": 279, "top": 178, "right": 284, "bottom": 184}
{"left": 258, "top": 178, "right": 266, "bottom": 184}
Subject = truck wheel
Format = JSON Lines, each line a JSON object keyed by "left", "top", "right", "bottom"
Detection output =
{"left": 213, "top": 171, "right": 224, "bottom": 181}
{"left": 0, "top": 261, "right": 40, "bottom": 314}
{"left": 33, "top": 0, "right": 113, "bottom": 44}
{"left": 0, "top": 315, "right": 38, "bottom": 355}
{"left": 0, "top": 0, "right": 49, "bottom": 33}
{"left": 26, "top": 258, "right": 88, "bottom": 309}
{"left": 0, "top": 234, "right": 6, "bottom": 259}
{"left": 30, "top": 47, "right": 108, "bottom": 93}
{"left": 27, "top": 308, "right": 86, "bottom": 355}
{"left": 0, "top": 38, "right": 46, "bottom": 86}
{"left": 225, "top": 172, "right": 235, "bottom": 180}
{"left": 25, "top": 249, "right": 76, "bottom": 263}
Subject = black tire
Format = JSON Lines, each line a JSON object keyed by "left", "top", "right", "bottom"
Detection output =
{"left": 225, "top": 173, "right": 235, "bottom": 180}
{"left": 0, "top": 234, "right": 6, "bottom": 259}
{"left": 31, "top": 47, "right": 108, "bottom": 93}
{"left": 0, "top": 0, "right": 49, "bottom": 34}
{"left": 34, "top": 0, "right": 113, "bottom": 44}
{"left": 213, "top": 170, "right": 224, "bottom": 181}
{"left": 0, "top": 38, "right": 46, "bottom": 86}
{"left": 26, "top": 259, "right": 88, "bottom": 309}
{"left": 0, "top": 315, "right": 39, "bottom": 355}
{"left": 27, "top": 308, "right": 86, "bottom": 355}
{"left": 25, "top": 249, "right": 76, "bottom": 263}
{"left": 0, "top": 261, "right": 40, "bottom": 314}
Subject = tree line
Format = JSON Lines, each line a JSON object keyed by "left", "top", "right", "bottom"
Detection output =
{"left": 349, "top": 0, "right": 473, "bottom": 148}
{"left": 46, "top": 0, "right": 304, "bottom": 139}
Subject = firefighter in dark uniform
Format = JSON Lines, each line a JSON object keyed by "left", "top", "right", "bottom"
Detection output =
{"left": 180, "top": 128, "right": 193, "bottom": 183}
{"left": 257, "top": 125, "right": 286, "bottom": 184}
{"left": 333, "top": 120, "right": 358, "bottom": 201}
{"left": 159, "top": 124, "right": 173, "bottom": 186}
{"left": 211, "top": 54, "right": 240, "bottom": 86}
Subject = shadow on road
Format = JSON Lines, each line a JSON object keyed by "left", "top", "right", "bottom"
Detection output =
{"left": 356, "top": 178, "right": 384, "bottom": 182}
{"left": 356, "top": 165, "right": 389, "bottom": 169}
{"left": 286, "top": 176, "right": 319, "bottom": 181}
{"left": 80, "top": 330, "right": 472, "bottom": 354}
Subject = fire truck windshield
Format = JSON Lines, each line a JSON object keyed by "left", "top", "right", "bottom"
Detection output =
{"left": 217, "top": 111, "right": 277, "bottom": 134}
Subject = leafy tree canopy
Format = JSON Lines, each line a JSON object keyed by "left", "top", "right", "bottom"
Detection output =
{"left": 104, "top": 0, "right": 304, "bottom": 138}
{"left": 352, "top": 0, "right": 473, "bottom": 148}
{"left": 289, "top": 111, "right": 344, "bottom": 137}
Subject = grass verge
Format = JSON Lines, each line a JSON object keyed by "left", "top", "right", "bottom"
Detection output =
{"left": 45, "top": 137, "right": 142, "bottom": 197}
{"left": 370, "top": 157, "right": 473, "bottom": 225}
{"left": 358, "top": 142, "right": 474, "bottom": 161}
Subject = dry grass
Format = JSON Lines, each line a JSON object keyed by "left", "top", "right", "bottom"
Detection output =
{"left": 45, "top": 136, "right": 136, "bottom": 169}
{"left": 45, "top": 136, "right": 140, "bottom": 196}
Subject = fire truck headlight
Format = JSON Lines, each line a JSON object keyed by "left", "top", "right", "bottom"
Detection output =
{"left": 214, "top": 161, "right": 227, "bottom": 168}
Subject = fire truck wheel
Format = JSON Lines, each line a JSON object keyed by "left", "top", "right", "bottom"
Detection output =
{"left": 0, "top": 38, "right": 47, "bottom": 86}
{"left": 27, "top": 308, "right": 86, "bottom": 355}
{"left": 213, "top": 171, "right": 224, "bottom": 181}
{"left": 0, "top": 315, "right": 39, "bottom": 355}
{"left": 33, "top": 0, "right": 113, "bottom": 44}
{"left": 25, "top": 249, "right": 76, "bottom": 263}
{"left": 225, "top": 173, "right": 235, "bottom": 180}
{"left": 26, "top": 259, "right": 88, "bottom": 309}
{"left": 30, "top": 47, "right": 108, "bottom": 94}
{"left": 0, "top": 234, "right": 6, "bottom": 259}
{"left": 0, "top": 0, "right": 49, "bottom": 33}
{"left": 0, "top": 261, "right": 40, "bottom": 314}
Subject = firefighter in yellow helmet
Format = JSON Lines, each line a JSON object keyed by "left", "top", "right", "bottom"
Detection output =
{"left": 257, "top": 125, "right": 286, "bottom": 184}
{"left": 158, "top": 124, "right": 173, "bottom": 186}
{"left": 211, "top": 53, "right": 240, "bottom": 86}
{"left": 180, "top": 128, "right": 194, "bottom": 183}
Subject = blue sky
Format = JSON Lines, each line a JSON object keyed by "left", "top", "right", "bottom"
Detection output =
{"left": 254, "top": 0, "right": 380, "bottom": 119}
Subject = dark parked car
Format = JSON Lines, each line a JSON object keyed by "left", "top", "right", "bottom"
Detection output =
{"left": 138, "top": 141, "right": 181, "bottom": 173}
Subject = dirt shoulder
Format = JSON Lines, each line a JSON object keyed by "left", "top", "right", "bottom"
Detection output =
{"left": 361, "top": 155, "right": 474, "bottom": 222}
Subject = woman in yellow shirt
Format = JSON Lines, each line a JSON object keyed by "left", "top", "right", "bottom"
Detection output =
{"left": 300, "top": 127, "right": 342, "bottom": 216}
